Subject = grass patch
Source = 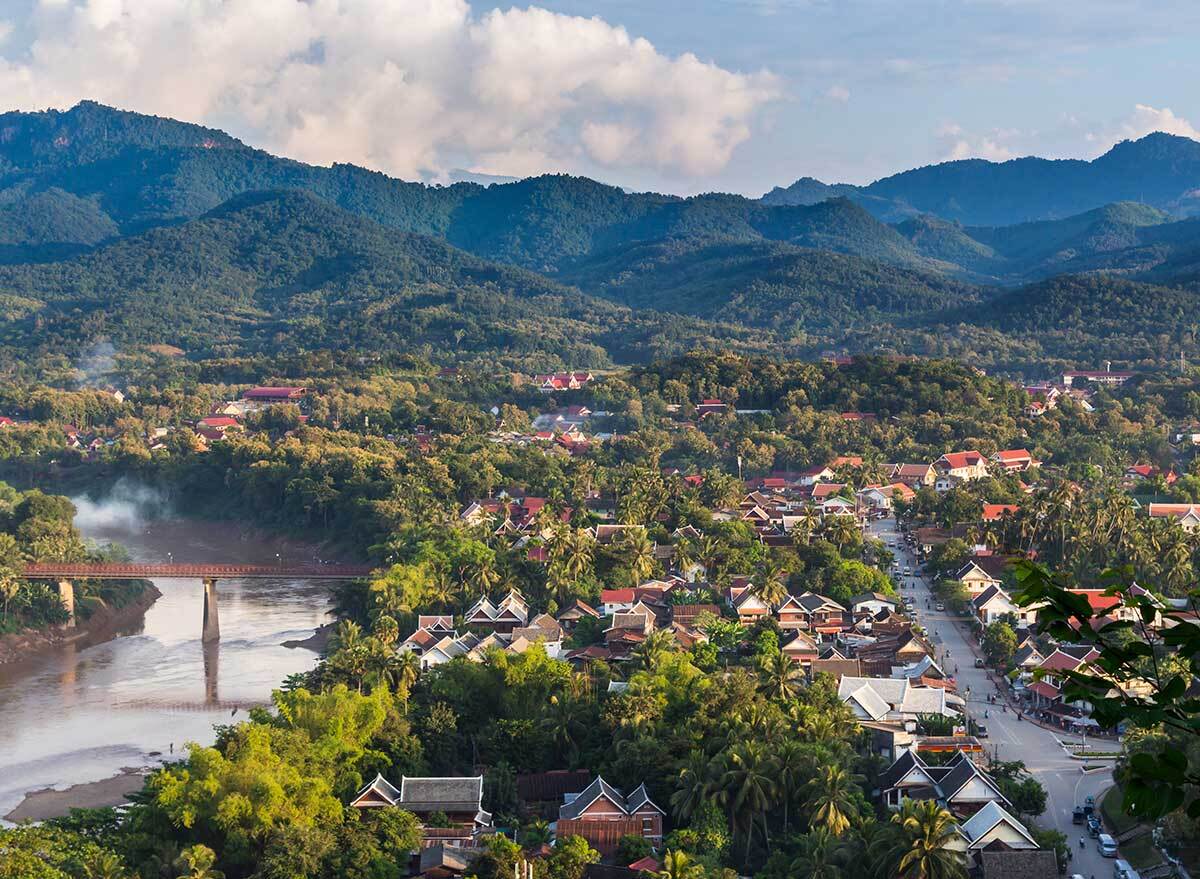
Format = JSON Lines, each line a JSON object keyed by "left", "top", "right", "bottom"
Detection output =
{"left": 1119, "top": 833, "right": 1159, "bottom": 870}
{"left": 1100, "top": 787, "right": 1140, "bottom": 836}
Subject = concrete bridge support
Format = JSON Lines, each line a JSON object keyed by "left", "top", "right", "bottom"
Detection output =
{"left": 202, "top": 577, "right": 220, "bottom": 642}
{"left": 57, "top": 579, "right": 75, "bottom": 626}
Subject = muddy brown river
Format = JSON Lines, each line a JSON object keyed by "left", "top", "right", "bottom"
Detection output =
{"left": 0, "top": 512, "right": 343, "bottom": 820}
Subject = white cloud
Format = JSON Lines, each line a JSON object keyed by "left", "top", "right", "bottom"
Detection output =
{"left": 824, "top": 84, "right": 850, "bottom": 103}
{"left": 0, "top": 0, "right": 779, "bottom": 182}
{"left": 936, "top": 123, "right": 1017, "bottom": 162}
{"left": 1114, "top": 104, "right": 1200, "bottom": 142}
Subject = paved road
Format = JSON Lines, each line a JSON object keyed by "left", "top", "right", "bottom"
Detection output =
{"left": 869, "top": 515, "right": 1117, "bottom": 877}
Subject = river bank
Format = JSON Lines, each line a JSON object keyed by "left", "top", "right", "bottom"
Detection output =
{"left": 4, "top": 768, "right": 149, "bottom": 823}
{"left": 0, "top": 582, "right": 162, "bottom": 665}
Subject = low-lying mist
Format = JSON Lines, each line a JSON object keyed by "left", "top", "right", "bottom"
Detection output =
{"left": 71, "top": 480, "right": 172, "bottom": 535}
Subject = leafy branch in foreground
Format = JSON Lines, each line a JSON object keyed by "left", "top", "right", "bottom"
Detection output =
{"left": 1012, "top": 559, "right": 1200, "bottom": 820}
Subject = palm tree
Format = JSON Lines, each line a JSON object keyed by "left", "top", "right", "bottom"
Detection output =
{"left": 751, "top": 557, "right": 788, "bottom": 607}
{"left": 634, "top": 629, "right": 677, "bottom": 673}
{"left": 541, "top": 692, "right": 586, "bottom": 767}
{"left": 805, "top": 765, "right": 862, "bottom": 836}
{"left": 673, "top": 537, "right": 700, "bottom": 580}
{"left": 773, "top": 739, "right": 808, "bottom": 832}
{"left": 722, "top": 741, "right": 777, "bottom": 860}
{"left": 757, "top": 650, "right": 802, "bottom": 701}
{"left": 619, "top": 526, "right": 656, "bottom": 584}
{"left": 822, "top": 516, "right": 860, "bottom": 554}
{"left": 790, "top": 828, "right": 844, "bottom": 879}
{"left": 671, "top": 751, "right": 715, "bottom": 823}
{"left": 889, "top": 799, "right": 967, "bottom": 879}
{"left": 657, "top": 850, "right": 704, "bottom": 879}
{"left": 83, "top": 850, "right": 128, "bottom": 879}
{"left": 174, "top": 844, "right": 225, "bottom": 879}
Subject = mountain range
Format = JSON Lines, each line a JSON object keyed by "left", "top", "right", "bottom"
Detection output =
{"left": 2, "top": 101, "right": 1200, "bottom": 373}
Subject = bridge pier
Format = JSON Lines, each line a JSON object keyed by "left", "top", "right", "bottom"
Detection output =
{"left": 202, "top": 578, "right": 220, "bottom": 642}
{"left": 56, "top": 579, "right": 75, "bottom": 626}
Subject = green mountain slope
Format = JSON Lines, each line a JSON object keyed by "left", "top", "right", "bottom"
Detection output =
{"left": 558, "top": 236, "right": 979, "bottom": 332}
{"left": 0, "top": 190, "right": 763, "bottom": 365}
{"left": 765, "top": 133, "right": 1200, "bottom": 225}
{"left": 0, "top": 103, "right": 933, "bottom": 273}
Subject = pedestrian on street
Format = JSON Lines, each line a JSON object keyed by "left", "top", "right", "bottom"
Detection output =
{"left": 1079, "top": 837, "right": 1085, "bottom": 849}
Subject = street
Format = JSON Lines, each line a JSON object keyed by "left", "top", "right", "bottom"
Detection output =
{"left": 869, "top": 515, "right": 1116, "bottom": 877}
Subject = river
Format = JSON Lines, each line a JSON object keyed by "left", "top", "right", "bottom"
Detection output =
{"left": 0, "top": 513, "right": 344, "bottom": 821}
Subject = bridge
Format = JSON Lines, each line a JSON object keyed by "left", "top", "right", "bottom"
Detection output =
{"left": 23, "top": 562, "right": 374, "bottom": 642}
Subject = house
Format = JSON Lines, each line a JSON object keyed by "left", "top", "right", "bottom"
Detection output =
{"left": 958, "top": 800, "right": 1039, "bottom": 850}
{"left": 981, "top": 504, "right": 1019, "bottom": 522}
{"left": 851, "top": 592, "right": 898, "bottom": 617}
{"left": 934, "top": 451, "right": 989, "bottom": 482}
{"left": 534, "top": 371, "right": 594, "bottom": 393}
{"left": 600, "top": 588, "right": 637, "bottom": 616}
{"left": 728, "top": 586, "right": 771, "bottom": 624}
{"left": 799, "top": 463, "right": 837, "bottom": 486}
{"left": 464, "top": 590, "right": 529, "bottom": 632}
{"left": 780, "top": 629, "right": 819, "bottom": 663}
{"left": 972, "top": 585, "right": 1036, "bottom": 627}
{"left": 695, "top": 399, "right": 729, "bottom": 416}
{"left": 978, "top": 849, "right": 1059, "bottom": 879}
{"left": 954, "top": 557, "right": 1009, "bottom": 595}
{"left": 1028, "top": 645, "right": 1100, "bottom": 708}
{"left": 877, "top": 750, "right": 1008, "bottom": 816}
{"left": 242, "top": 386, "right": 308, "bottom": 405}
{"left": 859, "top": 485, "right": 906, "bottom": 511}
{"left": 669, "top": 604, "right": 720, "bottom": 627}
{"left": 777, "top": 592, "right": 847, "bottom": 633}
{"left": 990, "top": 449, "right": 1038, "bottom": 472}
{"left": 837, "top": 676, "right": 962, "bottom": 722}
{"left": 350, "top": 775, "right": 493, "bottom": 847}
{"left": 556, "top": 777, "right": 664, "bottom": 856}
{"left": 891, "top": 463, "right": 936, "bottom": 488}
{"left": 557, "top": 599, "right": 601, "bottom": 632}
{"left": 1147, "top": 503, "right": 1200, "bottom": 532}
{"left": 1062, "top": 368, "right": 1134, "bottom": 387}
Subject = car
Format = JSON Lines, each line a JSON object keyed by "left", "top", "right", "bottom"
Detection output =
{"left": 1072, "top": 806, "right": 1085, "bottom": 824}
{"left": 974, "top": 723, "right": 988, "bottom": 737}
{"left": 974, "top": 657, "right": 985, "bottom": 668}
{"left": 1088, "top": 815, "right": 1102, "bottom": 836}
{"left": 1098, "top": 833, "right": 1118, "bottom": 857}
{"left": 935, "top": 603, "right": 945, "bottom": 611}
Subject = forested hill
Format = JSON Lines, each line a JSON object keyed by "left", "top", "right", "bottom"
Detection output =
{"left": 763, "top": 132, "right": 1200, "bottom": 225}
{"left": 0, "top": 190, "right": 767, "bottom": 366}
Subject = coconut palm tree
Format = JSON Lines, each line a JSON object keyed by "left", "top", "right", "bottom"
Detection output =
{"left": 722, "top": 741, "right": 777, "bottom": 860}
{"left": 757, "top": 650, "right": 802, "bottom": 701}
{"left": 773, "top": 739, "right": 808, "bottom": 832}
{"left": 657, "top": 850, "right": 704, "bottom": 879}
{"left": 174, "top": 845, "right": 224, "bottom": 879}
{"left": 619, "top": 526, "right": 656, "bottom": 584}
{"left": 822, "top": 516, "right": 860, "bottom": 554}
{"left": 805, "top": 764, "right": 862, "bottom": 836}
{"left": 790, "top": 828, "right": 844, "bottom": 879}
{"left": 670, "top": 751, "right": 715, "bottom": 823}
{"left": 634, "top": 629, "right": 677, "bottom": 673}
{"left": 83, "top": 851, "right": 128, "bottom": 879}
{"left": 889, "top": 799, "right": 967, "bottom": 879}
{"left": 751, "top": 557, "right": 788, "bottom": 607}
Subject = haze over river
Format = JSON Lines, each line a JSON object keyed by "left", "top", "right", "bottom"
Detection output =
{"left": 0, "top": 510, "right": 339, "bottom": 820}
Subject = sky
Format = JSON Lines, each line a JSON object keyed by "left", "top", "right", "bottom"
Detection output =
{"left": 0, "top": 0, "right": 1198, "bottom": 195}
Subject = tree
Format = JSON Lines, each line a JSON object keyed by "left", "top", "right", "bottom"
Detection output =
{"left": 656, "top": 850, "right": 704, "bottom": 879}
{"left": 981, "top": 621, "right": 1017, "bottom": 666}
{"left": 888, "top": 799, "right": 966, "bottom": 879}
{"left": 757, "top": 650, "right": 802, "bottom": 701}
{"left": 616, "top": 834, "right": 654, "bottom": 866}
{"left": 0, "top": 533, "right": 23, "bottom": 619}
{"left": 174, "top": 845, "right": 224, "bottom": 879}
{"left": 805, "top": 765, "right": 862, "bottom": 837}
{"left": 545, "top": 835, "right": 601, "bottom": 879}
{"left": 722, "top": 742, "right": 777, "bottom": 860}
{"left": 1013, "top": 560, "right": 1200, "bottom": 820}
{"left": 789, "top": 828, "right": 844, "bottom": 879}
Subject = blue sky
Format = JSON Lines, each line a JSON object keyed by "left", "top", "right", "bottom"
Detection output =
{"left": 2, "top": 0, "right": 1198, "bottom": 195}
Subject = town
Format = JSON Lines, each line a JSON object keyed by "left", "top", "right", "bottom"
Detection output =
{"left": 1, "top": 352, "right": 1198, "bottom": 879}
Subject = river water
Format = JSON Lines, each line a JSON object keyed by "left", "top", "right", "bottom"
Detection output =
{"left": 0, "top": 514, "right": 341, "bottom": 820}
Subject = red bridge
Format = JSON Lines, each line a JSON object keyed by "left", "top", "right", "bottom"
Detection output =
{"left": 24, "top": 563, "right": 374, "bottom": 580}
{"left": 24, "top": 562, "right": 374, "bottom": 642}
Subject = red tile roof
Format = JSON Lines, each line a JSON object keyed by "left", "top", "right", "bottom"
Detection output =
{"left": 982, "top": 504, "right": 1020, "bottom": 521}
